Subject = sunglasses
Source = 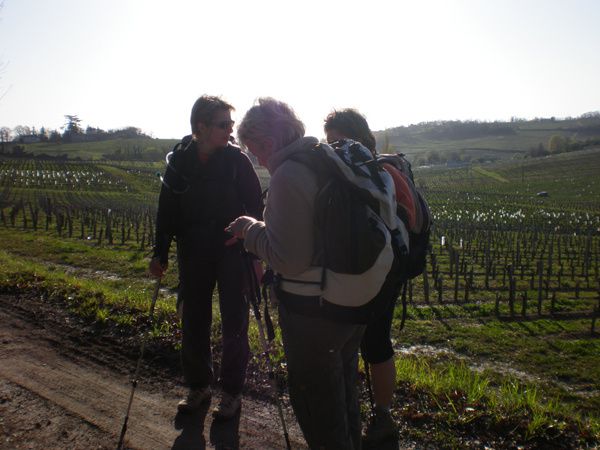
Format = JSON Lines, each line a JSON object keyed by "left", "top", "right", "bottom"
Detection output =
{"left": 212, "top": 120, "right": 235, "bottom": 130}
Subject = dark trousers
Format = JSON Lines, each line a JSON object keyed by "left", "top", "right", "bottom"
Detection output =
{"left": 178, "top": 242, "right": 249, "bottom": 395}
{"left": 278, "top": 302, "right": 365, "bottom": 450}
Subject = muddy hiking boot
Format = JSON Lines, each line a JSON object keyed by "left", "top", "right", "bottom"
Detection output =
{"left": 363, "top": 406, "right": 399, "bottom": 448}
{"left": 212, "top": 392, "right": 242, "bottom": 420}
{"left": 177, "top": 386, "right": 211, "bottom": 413}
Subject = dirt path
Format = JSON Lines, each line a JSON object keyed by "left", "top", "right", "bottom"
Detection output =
{"left": 0, "top": 294, "right": 307, "bottom": 449}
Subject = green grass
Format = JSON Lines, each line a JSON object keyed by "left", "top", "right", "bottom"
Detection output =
{"left": 19, "top": 137, "right": 178, "bottom": 160}
{"left": 394, "top": 352, "right": 599, "bottom": 446}
{"left": 396, "top": 357, "right": 489, "bottom": 405}
{"left": 0, "top": 227, "right": 152, "bottom": 279}
{"left": 395, "top": 313, "right": 600, "bottom": 417}
{"left": 0, "top": 248, "right": 174, "bottom": 326}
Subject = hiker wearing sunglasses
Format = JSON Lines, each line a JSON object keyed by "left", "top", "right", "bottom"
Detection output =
{"left": 227, "top": 98, "right": 398, "bottom": 449}
{"left": 150, "top": 95, "right": 263, "bottom": 419}
{"left": 325, "top": 108, "right": 402, "bottom": 446}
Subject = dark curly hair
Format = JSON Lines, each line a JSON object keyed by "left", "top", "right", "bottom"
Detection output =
{"left": 324, "top": 108, "right": 376, "bottom": 155}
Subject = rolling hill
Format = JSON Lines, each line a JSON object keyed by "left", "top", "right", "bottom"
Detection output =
{"left": 3, "top": 114, "right": 599, "bottom": 164}
{"left": 374, "top": 113, "right": 600, "bottom": 164}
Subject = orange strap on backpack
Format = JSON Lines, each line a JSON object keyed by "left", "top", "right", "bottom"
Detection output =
{"left": 381, "top": 162, "right": 418, "bottom": 233}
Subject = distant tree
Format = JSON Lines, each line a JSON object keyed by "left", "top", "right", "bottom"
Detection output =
{"left": 38, "top": 126, "right": 49, "bottom": 141}
{"left": 112, "top": 126, "right": 144, "bottom": 139}
{"left": 414, "top": 156, "right": 427, "bottom": 167}
{"left": 63, "top": 115, "right": 83, "bottom": 142}
{"left": 64, "top": 115, "right": 82, "bottom": 132}
{"left": 537, "top": 142, "right": 547, "bottom": 155}
{"left": 13, "top": 125, "right": 32, "bottom": 138}
{"left": 0, "top": 126, "right": 11, "bottom": 140}
{"left": 0, "top": 126, "right": 11, "bottom": 153}
{"left": 527, "top": 142, "right": 549, "bottom": 158}
{"left": 548, "top": 135, "right": 566, "bottom": 154}
{"left": 447, "top": 150, "right": 461, "bottom": 162}
{"left": 49, "top": 129, "right": 62, "bottom": 143}
{"left": 427, "top": 149, "right": 442, "bottom": 164}
{"left": 85, "top": 125, "right": 107, "bottom": 140}
{"left": 563, "top": 136, "right": 573, "bottom": 152}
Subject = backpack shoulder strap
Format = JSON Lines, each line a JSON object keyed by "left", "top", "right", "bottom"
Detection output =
{"left": 161, "top": 136, "right": 194, "bottom": 193}
{"left": 286, "top": 145, "right": 332, "bottom": 189}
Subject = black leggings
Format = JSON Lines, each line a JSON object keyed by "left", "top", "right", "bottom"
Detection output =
{"left": 360, "top": 257, "right": 403, "bottom": 364}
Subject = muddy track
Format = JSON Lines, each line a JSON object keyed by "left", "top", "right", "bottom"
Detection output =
{"left": 0, "top": 293, "right": 308, "bottom": 450}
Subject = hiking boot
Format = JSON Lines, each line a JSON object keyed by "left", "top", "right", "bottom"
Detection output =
{"left": 363, "top": 406, "right": 399, "bottom": 447}
{"left": 212, "top": 392, "right": 241, "bottom": 419}
{"left": 177, "top": 387, "right": 211, "bottom": 413}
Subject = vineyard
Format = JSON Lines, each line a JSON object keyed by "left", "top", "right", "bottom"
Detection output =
{"left": 0, "top": 159, "right": 162, "bottom": 249}
{"left": 1, "top": 151, "right": 597, "bottom": 320}
{"left": 410, "top": 148, "right": 600, "bottom": 323}
{"left": 0, "top": 148, "right": 599, "bottom": 448}
{"left": 393, "top": 148, "right": 600, "bottom": 447}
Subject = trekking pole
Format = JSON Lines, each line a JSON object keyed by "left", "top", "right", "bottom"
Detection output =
{"left": 363, "top": 354, "right": 376, "bottom": 415}
{"left": 242, "top": 252, "right": 292, "bottom": 450}
{"left": 116, "top": 278, "right": 161, "bottom": 450}
{"left": 399, "top": 281, "right": 408, "bottom": 330}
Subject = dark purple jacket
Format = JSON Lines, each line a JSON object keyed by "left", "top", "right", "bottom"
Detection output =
{"left": 153, "top": 137, "right": 263, "bottom": 264}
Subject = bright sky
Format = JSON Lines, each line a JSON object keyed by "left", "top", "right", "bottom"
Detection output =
{"left": 0, "top": 0, "right": 599, "bottom": 139}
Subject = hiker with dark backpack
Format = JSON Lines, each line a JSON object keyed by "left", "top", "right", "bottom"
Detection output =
{"left": 227, "top": 97, "right": 403, "bottom": 449}
{"left": 149, "top": 95, "right": 263, "bottom": 419}
{"left": 324, "top": 108, "right": 402, "bottom": 446}
{"left": 324, "top": 108, "right": 432, "bottom": 447}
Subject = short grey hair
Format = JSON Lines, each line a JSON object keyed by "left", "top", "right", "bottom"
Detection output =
{"left": 237, "top": 97, "right": 305, "bottom": 150}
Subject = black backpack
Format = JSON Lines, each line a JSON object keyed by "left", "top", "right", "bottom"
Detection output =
{"left": 288, "top": 141, "right": 408, "bottom": 288}
{"left": 377, "top": 152, "right": 432, "bottom": 329}
{"left": 377, "top": 153, "right": 432, "bottom": 279}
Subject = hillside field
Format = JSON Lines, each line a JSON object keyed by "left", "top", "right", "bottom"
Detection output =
{"left": 4, "top": 115, "right": 600, "bottom": 166}
{"left": 375, "top": 115, "right": 600, "bottom": 163}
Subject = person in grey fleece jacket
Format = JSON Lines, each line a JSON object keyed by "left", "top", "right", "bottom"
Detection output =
{"left": 227, "top": 97, "right": 394, "bottom": 449}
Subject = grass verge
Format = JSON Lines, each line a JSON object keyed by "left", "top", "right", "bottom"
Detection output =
{"left": 393, "top": 354, "right": 598, "bottom": 447}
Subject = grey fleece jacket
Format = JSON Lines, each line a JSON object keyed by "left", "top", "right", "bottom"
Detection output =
{"left": 245, "top": 137, "right": 319, "bottom": 275}
{"left": 244, "top": 137, "right": 394, "bottom": 307}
